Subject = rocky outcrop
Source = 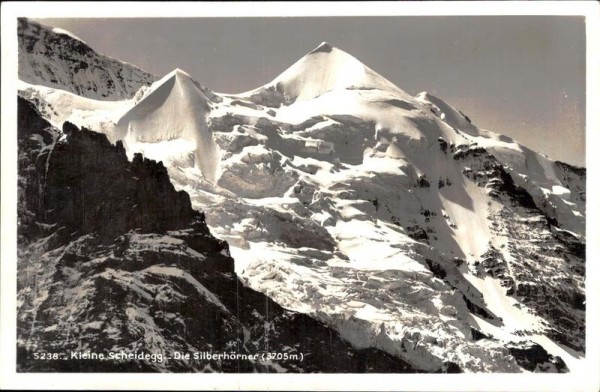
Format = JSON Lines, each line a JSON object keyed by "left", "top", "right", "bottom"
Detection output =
{"left": 16, "top": 97, "right": 417, "bottom": 373}
{"left": 507, "top": 342, "right": 567, "bottom": 373}
{"left": 18, "top": 97, "right": 201, "bottom": 245}
{"left": 455, "top": 144, "right": 585, "bottom": 352}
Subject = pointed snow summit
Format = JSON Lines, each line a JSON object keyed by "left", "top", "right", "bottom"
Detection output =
{"left": 246, "top": 42, "right": 408, "bottom": 103}
{"left": 115, "top": 68, "right": 219, "bottom": 182}
{"left": 310, "top": 41, "right": 335, "bottom": 54}
{"left": 116, "top": 68, "right": 209, "bottom": 142}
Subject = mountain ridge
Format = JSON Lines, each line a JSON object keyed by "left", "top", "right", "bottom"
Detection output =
{"left": 18, "top": 18, "right": 157, "bottom": 100}
{"left": 15, "top": 22, "right": 586, "bottom": 373}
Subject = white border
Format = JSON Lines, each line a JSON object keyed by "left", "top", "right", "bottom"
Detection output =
{"left": 1, "top": 2, "right": 599, "bottom": 391}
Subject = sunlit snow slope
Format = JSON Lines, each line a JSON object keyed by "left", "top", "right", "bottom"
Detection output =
{"left": 20, "top": 38, "right": 585, "bottom": 373}
{"left": 240, "top": 42, "right": 411, "bottom": 104}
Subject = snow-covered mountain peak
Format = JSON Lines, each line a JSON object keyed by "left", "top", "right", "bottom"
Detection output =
{"left": 240, "top": 42, "right": 411, "bottom": 105}
{"left": 310, "top": 41, "right": 335, "bottom": 53}
{"left": 50, "top": 27, "right": 87, "bottom": 44}
{"left": 135, "top": 67, "right": 200, "bottom": 103}
{"left": 415, "top": 91, "right": 480, "bottom": 136}
{"left": 18, "top": 17, "right": 156, "bottom": 100}
{"left": 115, "top": 68, "right": 219, "bottom": 182}
{"left": 171, "top": 67, "right": 193, "bottom": 79}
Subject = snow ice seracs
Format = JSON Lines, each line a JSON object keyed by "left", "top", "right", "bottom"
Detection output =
{"left": 19, "top": 38, "right": 585, "bottom": 373}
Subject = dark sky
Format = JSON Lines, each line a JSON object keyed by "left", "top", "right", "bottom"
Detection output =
{"left": 38, "top": 16, "right": 586, "bottom": 166}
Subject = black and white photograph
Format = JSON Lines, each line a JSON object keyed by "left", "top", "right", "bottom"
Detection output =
{"left": 1, "top": 1, "right": 599, "bottom": 390}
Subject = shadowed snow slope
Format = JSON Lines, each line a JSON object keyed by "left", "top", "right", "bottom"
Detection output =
{"left": 115, "top": 69, "right": 220, "bottom": 182}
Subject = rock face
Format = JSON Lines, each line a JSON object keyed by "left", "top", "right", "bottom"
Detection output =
{"left": 453, "top": 145, "right": 585, "bottom": 352}
{"left": 18, "top": 18, "right": 156, "bottom": 100}
{"left": 17, "top": 97, "right": 419, "bottom": 373}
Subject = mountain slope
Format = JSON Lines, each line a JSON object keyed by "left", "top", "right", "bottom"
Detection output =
{"left": 17, "top": 32, "right": 585, "bottom": 373}
{"left": 18, "top": 18, "right": 156, "bottom": 100}
{"left": 17, "top": 97, "right": 421, "bottom": 373}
